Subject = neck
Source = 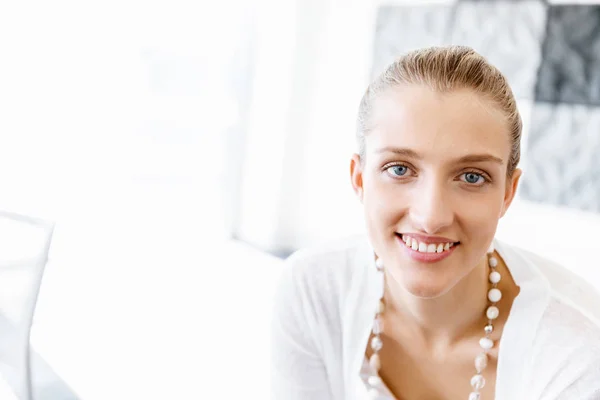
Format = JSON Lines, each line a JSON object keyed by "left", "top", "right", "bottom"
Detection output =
{"left": 383, "top": 255, "right": 490, "bottom": 348}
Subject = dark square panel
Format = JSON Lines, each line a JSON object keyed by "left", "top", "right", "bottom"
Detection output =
{"left": 535, "top": 5, "right": 600, "bottom": 105}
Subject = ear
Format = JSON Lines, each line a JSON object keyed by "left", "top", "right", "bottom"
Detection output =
{"left": 500, "top": 168, "right": 522, "bottom": 218}
{"left": 350, "top": 154, "right": 365, "bottom": 203}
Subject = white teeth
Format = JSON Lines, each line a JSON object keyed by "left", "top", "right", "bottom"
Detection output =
{"left": 401, "top": 235, "right": 455, "bottom": 254}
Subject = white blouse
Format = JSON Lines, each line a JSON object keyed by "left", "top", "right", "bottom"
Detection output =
{"left": 270, "top": 236, "right": 600, "bottom": 400}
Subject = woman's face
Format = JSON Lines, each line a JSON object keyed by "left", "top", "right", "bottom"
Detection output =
{"left": 351, "top": 84, "right": 521, "bottom": 298}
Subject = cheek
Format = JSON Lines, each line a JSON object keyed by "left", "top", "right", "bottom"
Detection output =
{"left": 362, "top": 176, "right": 406, "bottom": 224}
{"left": 455, "top": 192, "right": 504, "bottom": 238}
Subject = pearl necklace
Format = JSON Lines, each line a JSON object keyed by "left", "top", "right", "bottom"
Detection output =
{"left": 366, "top": 243, "right": 502, "bottom": 400}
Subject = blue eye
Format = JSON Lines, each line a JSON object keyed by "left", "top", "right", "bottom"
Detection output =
{"left": 462, "top": 172, "right": 484, "bottom": 184}
{"left": 388, "top": 165, "right": 408, "bottom": 177}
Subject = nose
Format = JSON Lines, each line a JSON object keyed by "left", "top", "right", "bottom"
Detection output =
{"left": 409, "top": 179, "right": 454, "bottom": 235}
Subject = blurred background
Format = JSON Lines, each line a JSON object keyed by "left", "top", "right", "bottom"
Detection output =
{"left": 1, "top": 0, "right": 600, "bottom": 398}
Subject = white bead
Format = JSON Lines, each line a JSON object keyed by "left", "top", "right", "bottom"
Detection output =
{"left": 488, "top": 288, "right": 502, "bottom": 302}
{"left": 469, "top": 392, "right": 481, "bottom": 400}
{"left": 368, "top": 387, "right": 380, "bottom": 399}
{"left": 471, "top": 374, "right": 486, "bottom": 390}
{"left": 488, "top": 256, "right": 498, "bottom": 267}
{"left": 375, "top": 258, "right": 384, "bottom": 271}
{"left": 369, "top": 354, "right": 381, "bottom": 371}
{"left": 373, "top": 318, "right": 384, "bottom": 335}
{"left": 371, "top": 336, "right": 383, "bottom": 351}
{"left": 475, "top": 353, "right": 488, "bottom": 372}
{"left": 479, "top": 337, "right": 494, "bottom": 350}
{"left": 368, "top": 375, "right": 382, "bottom": 386}
{"left": 489, "top": 271, "right": 501, "bottom": 284}
{"left": 486, "top": 306, "right": 499, "bottom": 320}
{"left": 377, "top": 299, "right": 385, "bottom": 314}
{"left": 487, "top": 242, "right": 495, "bottom": 254}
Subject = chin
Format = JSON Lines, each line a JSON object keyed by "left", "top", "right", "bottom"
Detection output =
{"left": 396, "top": 268, "right": 456, "bottom": 299}
{"left": 405, "top": 282, "right": 451, "bottom": 299}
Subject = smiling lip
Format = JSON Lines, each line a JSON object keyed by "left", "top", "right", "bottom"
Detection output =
{"left": 395, "top": 233, "right": 458, "bottom": 263}
{"left": 401, "top": 233, "right": 457, "bottom": 244}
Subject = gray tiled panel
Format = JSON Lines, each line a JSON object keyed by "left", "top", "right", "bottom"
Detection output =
{"left": 373, "top": 2, "right": 546, "bottom": 99}
{"left": 520, "top": 103, "right": 600, "bottom": 212}
{"left": 450, "top": 1, "right": 547, "bottom": 99}
{"left": 535, "top": 5, "right": 600, "bottom": 106}
{"left": 372, "top": 5, "right": 455, "bottom": 78}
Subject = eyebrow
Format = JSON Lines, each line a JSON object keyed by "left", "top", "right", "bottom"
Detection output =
{"left": 456, "top": 154, "right": 504, "bottom": 164}
{"left": 375, "top": 147, "right": 422, "bottom": 159}
{"left": 375, "top": 147, "right": 504, "bottom": 164}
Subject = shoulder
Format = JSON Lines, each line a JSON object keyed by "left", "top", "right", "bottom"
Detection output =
{"left": 506, "top": 244, "right": 600, "bottom": 396}
{"left": 272, "top": 235, "right": 372, "bottom": 350}
{"left": 510, "top": 242, "right": 600, "bottom": 347}
{"left": 536, "top": 296, "right": 600, "bottom": 352}
{"left": 501, "top": 241, "right": 600, "bottom": 324}
{"left": 284, "top": 234, "right": 369, "bottom": 273}
{"left": 527, "top": 298, "right": 600, "bottom": 398}
{"left": 281, "top": 234, "right": 371, "bottom": 300}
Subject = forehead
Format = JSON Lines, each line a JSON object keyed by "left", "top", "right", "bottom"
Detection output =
{"left": 367, "top": 85, "right": 511, "bottom": 161}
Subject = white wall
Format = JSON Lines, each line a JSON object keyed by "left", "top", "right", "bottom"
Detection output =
{"left": 0, "top": 0, "right": 251, "bottom": 259}
{"left": 0, "top": 1, "right": 252, "bottom": 397}
{"left": 237, "top": 0, "right": 378, "bottom": 252}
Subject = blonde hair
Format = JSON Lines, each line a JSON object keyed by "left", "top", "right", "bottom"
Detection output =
{"left": 356, "top": 45, "right": 522, "bottom": 176}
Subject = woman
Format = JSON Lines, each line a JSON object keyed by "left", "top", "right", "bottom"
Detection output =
{"left": 270, "top": 46, "right": 600, "bottom": 400}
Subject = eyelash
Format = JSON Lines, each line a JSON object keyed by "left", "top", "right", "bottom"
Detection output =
{"left": 461, "top": 170, "right": 491, "bottom": 186}
{"left": 383, "top": 164, "right": 492, "bottom": 186}
{"left": 384, "top": 163, "right": 414, "bottom": 179}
